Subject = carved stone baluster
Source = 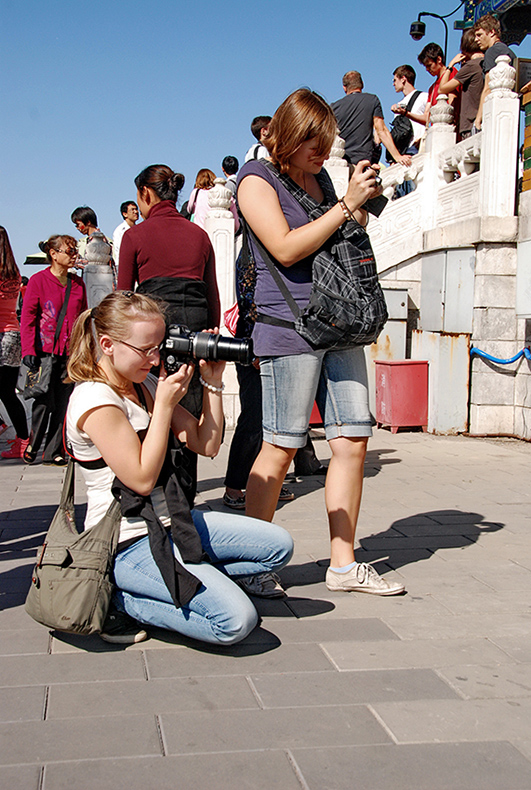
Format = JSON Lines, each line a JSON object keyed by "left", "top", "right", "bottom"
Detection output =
{"left": 478, "top": 55, "right": 518, "bottom": 218}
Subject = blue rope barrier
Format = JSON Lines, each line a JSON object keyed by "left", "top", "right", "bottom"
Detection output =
{"left": 470, "top": 347, "right": 531, "bottom": 364}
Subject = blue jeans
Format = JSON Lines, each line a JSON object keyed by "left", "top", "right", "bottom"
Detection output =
{"left": 112, "top": 509, "right": 294, "bottom": 645}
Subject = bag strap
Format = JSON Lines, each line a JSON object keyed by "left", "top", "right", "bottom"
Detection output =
{"left": 51, "top": 274, "right": 72, "bottom": 356}
{"left": 59, "top": 458, "right": 76, "bottom": 510}
{"left": 404, "top": 90, "right": 421, "bottom": 114}
{"left": 243, "top": 222, "right": 301, "bottom": 323}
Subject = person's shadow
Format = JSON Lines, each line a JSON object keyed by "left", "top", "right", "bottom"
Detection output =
{"left": 281, "top": 509, "right": 504, "bottom": 587}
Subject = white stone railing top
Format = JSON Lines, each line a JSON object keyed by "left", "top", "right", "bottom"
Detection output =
{"left": 207, "top": 177, "right": 233, "bottom": 219}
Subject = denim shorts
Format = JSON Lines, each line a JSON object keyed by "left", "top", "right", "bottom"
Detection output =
{"left": 259, "top": 347, "right": 372, "bottom": 448}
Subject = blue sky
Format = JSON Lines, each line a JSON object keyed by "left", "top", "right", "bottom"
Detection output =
{"left": 2, "top": 0, "right": 530, "bottom": 273}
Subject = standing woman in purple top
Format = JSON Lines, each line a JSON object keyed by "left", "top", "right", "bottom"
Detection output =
{"left": 237, "top": 88, "right": 404, "bottom": 596}
{"left": 20, "top": 235, "right": 87, "bottom": 465}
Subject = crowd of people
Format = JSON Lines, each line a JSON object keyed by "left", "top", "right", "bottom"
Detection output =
{"left": 0, "top": 13, "right": 518, "bottom": 645}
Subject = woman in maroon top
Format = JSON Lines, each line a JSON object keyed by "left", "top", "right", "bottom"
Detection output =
{"left": 20, "top": 235, "right": 87, "bottom": 465}
{"left": 118, "top": 164, "right": 221, "bottom": 502}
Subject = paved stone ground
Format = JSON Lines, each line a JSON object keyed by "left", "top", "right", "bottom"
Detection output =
{"left": 1, "top": 425, "right": 531, "bottom": 790}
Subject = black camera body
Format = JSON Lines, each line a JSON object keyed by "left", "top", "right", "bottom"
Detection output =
{"left": 160, "top": 325, "right": 254, "bottom": 374}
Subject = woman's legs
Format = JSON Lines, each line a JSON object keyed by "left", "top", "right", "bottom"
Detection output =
{"left": 42, "top": 359, "right": 72, "bottom": 462}
{"left": 0, "top": 366, "right": 28, "bottom": 439}
{"left": 113, "top": 513, "right": 293, "bottom": 645}
{"left": 245, "top": 442, "right": 297, "bottom": 521}
{"left": 326, "top": 436, "right": 368, "bottom": 567}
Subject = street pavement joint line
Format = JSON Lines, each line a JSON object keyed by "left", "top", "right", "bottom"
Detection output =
{"left": 487, "top": 634, "right": 528, "bottom": 662}
{"left": 42, "top": 685, "right": 50, "bottom": 721}
{"left": 286, "top": 748, "right": 311, "bottom": 790}
{"left": 433, "top": 668, "right": 469, "bottom": 700}
{"left": 141, "top": 650, "right": 150, "bottom": 681}
{"left": 155, "top": 714, "right": 167, "bottom": 756}
{"left": 319, "top": 643, "right": 344, "bottom": 671}
{"left": 366, "top": 704, "right": 400, "bottom": 744}
{"left": 246, "top": 675, "right": 265, "bottom": 709}
{"left": 47, "top": 632, "right": 53, "bottom": 656}
{"left": 37, "top": 764, "right": 45, "bottom": 790}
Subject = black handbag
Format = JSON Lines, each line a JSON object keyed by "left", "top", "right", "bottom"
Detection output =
{"left": 25, "top": 459, "right": 121, "bottom": 634}
{"left": 386, "top": 90, "right": 420, "bottom": 163}
{"left": 23, "top": 275, "right": 72, "bottom": 401}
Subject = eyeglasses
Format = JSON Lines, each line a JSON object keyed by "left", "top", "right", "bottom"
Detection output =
{"left": 58, "top": 249, "right": 77, "bottom": 256}
{"left": 118, "top": 339, "right": 161, "bottom": 358}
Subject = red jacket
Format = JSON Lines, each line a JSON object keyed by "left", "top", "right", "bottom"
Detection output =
{"left": 20, "top": 268, "right": 87, "bottom": 357}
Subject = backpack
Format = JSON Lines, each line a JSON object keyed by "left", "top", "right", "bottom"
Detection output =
{"left": 248, "top": 162, "right": 388, "bottom": 350}
{"left": 386, "top": 90, "right": 420, "bottom": 163}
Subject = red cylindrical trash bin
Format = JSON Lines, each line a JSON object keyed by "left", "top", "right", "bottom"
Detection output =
{"left": 374, "top": 360, "right": 428, "bottom": 433}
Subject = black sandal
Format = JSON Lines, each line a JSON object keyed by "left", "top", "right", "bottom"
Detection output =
{"left": 23, "top": 445, "right": 37, "bottom": 464}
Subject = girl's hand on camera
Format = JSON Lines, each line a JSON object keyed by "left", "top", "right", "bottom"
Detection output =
{"left": 157, "top": 361, "right": 195, "bottom": 408}
{"left": 197, "top": 328, "right": 226, "bottom": 388}
{"left": 344, "top": 160, "right": 381, "bottom": 212}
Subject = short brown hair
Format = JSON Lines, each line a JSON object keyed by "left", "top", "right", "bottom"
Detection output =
{"left": 393, "top": 65, "right": 416, "bottom": 86}
{"left": 461, "top": 28, "right": 482, "bottom": 55}
{"left": 194, "top": 169, "right": 216, "bottom": 190}
{"left": 474, "top": 13, "right": 501, "bottom": 38}
{"left": 342, "top": 71, "right": 364, "bottom": 91}
{"left": 265, "top": 89, "right": 337, "bottom": 174}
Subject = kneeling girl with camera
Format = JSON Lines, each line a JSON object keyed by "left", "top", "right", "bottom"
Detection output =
{"left": 65, "top": 291, "right": 293, "bottom": 644}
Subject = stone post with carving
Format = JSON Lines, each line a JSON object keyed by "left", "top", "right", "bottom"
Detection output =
{"left": 204, "top": 178, "right": 236, "bottom": 322}
{"left": 421, "top": 94, "right": 456, "bottom": 230}
{"left": 324, "top": 134, "right": 350, "bottom": 199}
{"left": 203, "top": 179, "right": 239, "bottom": 427}
{"left": 478, "top": 55, "right": 519, "bottom": 218}
{"left": 82, "top": 231, "right": 114, "bottom": 309}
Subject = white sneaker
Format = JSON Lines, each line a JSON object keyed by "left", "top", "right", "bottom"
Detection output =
{"left": 236, "top": 572, "right": 286, "bottom": 598}
{"left": 326, "top": 562, "right": 405, "bottom": 596}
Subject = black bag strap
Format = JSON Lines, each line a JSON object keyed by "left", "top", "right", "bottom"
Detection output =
{"left": 51, "top": 274, "right": 72, "bottom": 356}
{"left": 403, "top": 90, "right": 421, "bottom": 116}
{"left": 243, "top": 222, "right": 301, "bottom": 323}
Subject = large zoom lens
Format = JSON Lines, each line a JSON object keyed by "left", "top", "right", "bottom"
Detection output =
{"left": 191, "top": 332, "right": 253, "bottom": 365}
{"left": 162, "top": 326, "right": 254, "bottom": 373}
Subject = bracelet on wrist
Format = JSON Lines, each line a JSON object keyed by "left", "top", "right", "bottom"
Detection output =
{"left": 339, "top": 198, "right": 354, "bottom": 222}
{"left": 199, "top": 375, "right": 224, "bottom": 393}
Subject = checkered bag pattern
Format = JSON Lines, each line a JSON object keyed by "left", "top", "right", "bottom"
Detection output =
{"left": 264, "top": 162, "right": 388, "bottom": 350}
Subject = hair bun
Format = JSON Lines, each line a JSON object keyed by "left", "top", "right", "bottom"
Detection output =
{"left": 170, "top": 172, "right": 185, "bottom": 192}
{"left": 38, "top": 240, "right": 47, "bottom": 253}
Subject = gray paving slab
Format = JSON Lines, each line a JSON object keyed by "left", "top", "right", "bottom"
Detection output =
{"left": 0, "top": 651, "right": 146, "bottom": 686}
{"left": 321, "top": 636, "right": 514, "bottom": 671}
{"left": 42, "top": 752, "right": 303, "bottom": 790}
{"left": 437, "top": 663, "right": 531, "bottom": 699}
{"left": 46, "top": 676, "right": 260, "bottom": 719}
{"left": 290, "top": 741, "right": 531, "bottom": 790}
{"left": 0, "top": 765, "right": 41, "bottom": 790}
{"left": 250, "top": 668, "right": 459, "bottom": 708}
{"left": 0, "top": 715, "right": 162, "bottom": 765}
{"left": 0, "top": 685, "right": 46, "bottom": 722}
{"left": 371, "top": 698, "right": 531, "bottom": 743}
{"left": 144, "top": 642, "right": 334, "bottom": 678}
{"left": 162, "top": 705, "right": 391, "bottom": 754}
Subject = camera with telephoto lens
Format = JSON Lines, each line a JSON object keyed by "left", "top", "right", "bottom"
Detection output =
{"left": 160, "top": 325, "right": 254, "bottom": 374}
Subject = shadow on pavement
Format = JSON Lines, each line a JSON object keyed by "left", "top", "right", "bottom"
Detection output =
{"left": 284, "top": 509, "right": 504, "bottom": 587}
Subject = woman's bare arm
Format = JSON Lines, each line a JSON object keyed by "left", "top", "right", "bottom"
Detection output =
{"left": 237, "top": 161, "right": 379, "bottom": 266}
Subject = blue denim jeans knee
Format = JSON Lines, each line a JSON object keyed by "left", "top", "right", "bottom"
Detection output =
{"left": 112, "top": 510, "right": 293, "bottom": 645}
{"left": 260, "top": 347, "right": 372, "bottom": 448}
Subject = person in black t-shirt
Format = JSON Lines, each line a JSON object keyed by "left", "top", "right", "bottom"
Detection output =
{"left": 331, "top": 71, "right": 412, "bottom": 167}
{"left": 473, "top": 13, "right": 516, "bottom": 130}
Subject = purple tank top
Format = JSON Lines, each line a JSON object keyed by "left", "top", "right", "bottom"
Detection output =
{"left": 237, "top": 159, "right": 314, "bottom": 356}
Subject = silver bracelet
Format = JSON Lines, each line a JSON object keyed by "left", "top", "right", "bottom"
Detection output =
{"left": 199, "top": 375, "right": 224, "bottom": 393}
